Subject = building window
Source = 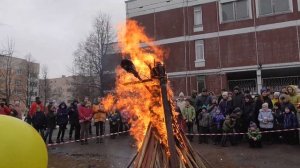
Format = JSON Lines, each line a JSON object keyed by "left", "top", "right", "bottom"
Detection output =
{"left": 258, "top": 0, "right": 292, "bottom": 16}
{"left": 195, "top": 40, "right": 205, "bottom": 67}
{"left": 221, "top": 0, "right": 250, "bottom": 22}
{"left": 194, "top": 6, "right": 203, "bottom": 32}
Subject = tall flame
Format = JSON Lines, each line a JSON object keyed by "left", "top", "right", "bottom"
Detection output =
{"left": 103, "top": 20, "right": 173, "bottom": 149}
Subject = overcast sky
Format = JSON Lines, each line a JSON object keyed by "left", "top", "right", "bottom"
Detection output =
{"left": 0, "top": 0, "right": 125, "bottom": 78}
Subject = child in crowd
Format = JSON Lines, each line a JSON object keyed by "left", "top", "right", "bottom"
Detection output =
{"left": 258, "top": 103, "right": 274, "bottom": 144}
{"left": 182, "top": 99, "right": 196, "bottom": 142}
{"left": 247, "top": 121, "right": 262, "bottom": 148}
{"left": 283, "top": 106, "right": 299, "bottom": 145}
{"left": 272, "top": 102, "right": 284, "bottom": 143}
{"left": 198, "top": 106, "right": 211, "bottom": 144}
{"left": 211, "top": 109, "right": 225, "bottom": 145}
{"left": 221, "top": 113, "right": 237, "bottom": 147}
{"left": 109, "top": 106, "right": 121, "bottom": 139}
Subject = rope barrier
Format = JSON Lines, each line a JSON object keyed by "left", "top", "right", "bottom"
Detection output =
{"left": 47, "top": 130, "right": 130, "bottom": 147}
{"left": 185, "top": 128, "right": 300, "bottom": 136}
{"left": 47, "top": 128, "right": 300, "bottom": 147}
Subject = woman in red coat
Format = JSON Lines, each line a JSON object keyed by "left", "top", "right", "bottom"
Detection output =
{"left": 78, "top": 98, "right": 93, "bottom": 145}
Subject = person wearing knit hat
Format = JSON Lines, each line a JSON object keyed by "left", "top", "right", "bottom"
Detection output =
{"left": 247, "top": 121, "right": 262, "bottom": 148}
{"left": 242, "top": 94, "right": 256, "bottom": 133}
{"left": 283, "top": 105, "right": 299, "bottom": 145}
{"left": 182, "top": 98, "right": 196, "bottom": 142}
{"left": 272, "top": 101, "right": 284, "bottom": 143}
{"left": 272, "top": 92, "right": 280, "bottom": 106}
{"left": 176, "top": 92, "right": 186, "bottom": 113}
{"left": 233, "top": 86, "right": 244, "bottom": 111}
{"left": 198, "top": 105, "right": 210, "bottom": 144}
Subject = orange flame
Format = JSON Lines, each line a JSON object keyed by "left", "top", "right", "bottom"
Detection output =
{"left": 103, "top": 20, "right": 173, "bottom": 149}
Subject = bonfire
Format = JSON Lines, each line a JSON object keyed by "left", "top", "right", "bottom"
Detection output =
{"left": 103, "top": 20, "right": 210, "bottom": 168}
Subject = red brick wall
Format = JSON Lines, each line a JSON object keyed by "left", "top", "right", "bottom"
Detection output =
{"left": 220, "top": 32, "right": 257, "bottom": 67}
{"left": 169, "top": 77, "right": 187, "bottom": 96}
{"left": 161, "top": 42, "right": 187, "bottom": 72}
{"left": 257, "top": 27, "right": 299, "bottom": 64}
{"left": 131, "top": 14, "right": 155, "bottom": 38}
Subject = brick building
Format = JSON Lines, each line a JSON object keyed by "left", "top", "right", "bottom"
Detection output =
{"left": 125, "top": 0, "right": 300, "bottom": 96}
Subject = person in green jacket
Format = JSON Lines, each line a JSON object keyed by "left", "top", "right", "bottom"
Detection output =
{"left": 221, "top": 113, "right": 237, "bottom": 147}
{"left": 182, "top": 99, "right": 196, "bottom": 142}
{"left": 247, "top": 121, "right": 262, "bottom": 148}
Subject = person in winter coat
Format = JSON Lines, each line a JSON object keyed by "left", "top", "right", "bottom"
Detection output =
{"left": 109, "top": 106, "right": 121, "bottom": 139}
{"left": 68, "top": 100, "right": 80, "bottom": 141}
{"left": 32, "top": 106, "right": 46, "bottom": 139}
{"left": 0, "top": 99, "right": 11, "bottom": 116}
{"left": 287, "top": 85, "right": 300, "bottom": 110}
{"left": 219, "top": 92, "right": 232, "bottom": 116}
{"left": 280, "top": 94, "right": 297, "bottom": 114}
{"left": 255, "top": 88, "right": 273, "bottom": 123}
{"left": 272, "top": 92, "right": 280, "bottom": 106}
{"left": 190, "top": 90, "right": 198, "bottom": 109}
{"left": 182, "top": 99, "right": 196, "bottom": 142}
{"left": 272, "top": 102, "right": 284, "bottom": 143}
{"left": 198, "top": 106, "right": 211, "bottom": 144}
{"left": 176, "top": 92, "right": 186, "bottom": 113}
{"left": 29, "top": 97, "right": 44, "bottom": 119}
{"left": 221, "top": 113, "right": 237, "bottom": 147}
{"left": 242, "top": 94, "right": 256, "bottom": 130}
{"left": 283, "top": 105, "right": 299, "bottom": 145}
{"left": 232, "top": 86, "right": 244, "bottom": 110}
{"left": 247, "top": 122, "right": 262, "bottom": 148}
{"left": 56, "top": 102, "right": 68, "bottom": 143}
{"left": 258, "top": 103, "right": 274, "bottom": 144}
{"left": 44, "top": 102, "right": 56, "bottom": 144}
{"left": 232, "top": 107, "right": 243, "bottom": 143}
{"left": 78, "top": 98, "right": 93, "bottom": 145}
{"left": 208, "top": 97, "right": 218, "bottom": 118}
{"left": 211, "top": 108, "right": 225, "bottom": 145}
{"left": 93, "top": 97, "right": 107, "bottom": 143}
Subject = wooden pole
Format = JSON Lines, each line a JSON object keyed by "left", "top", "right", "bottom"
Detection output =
{"left": 160, "top": 76, "right": 180, "bottom": 168}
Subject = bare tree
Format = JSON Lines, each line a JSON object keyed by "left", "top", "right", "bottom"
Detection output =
{"left": 0, "top": 39, "right": 14, "bottom": 104}
{"left": 39, "top": 65, "right": 51, "bottom": 107}
{"left": 73, "top": 12, "right": 114, "bottom": 98}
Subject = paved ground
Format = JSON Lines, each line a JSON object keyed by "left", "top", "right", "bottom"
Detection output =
{"left": 48, "top": 131, "right": 300, "bottom": 168}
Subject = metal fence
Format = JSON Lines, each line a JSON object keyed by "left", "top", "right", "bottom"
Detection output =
{"left": 228, "top": 76, "right": 300, "bottom": 93}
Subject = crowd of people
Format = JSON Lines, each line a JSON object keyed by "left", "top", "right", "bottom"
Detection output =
{"left": 177, "top": 85, "right": 300, "bottom": 148}
{"left": 0, "top": 96, "right": 130, "bottom": 145}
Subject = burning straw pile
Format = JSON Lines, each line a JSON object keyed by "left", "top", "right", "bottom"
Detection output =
{"left": 103, "top": 20, "right": 211, "bottom": 168}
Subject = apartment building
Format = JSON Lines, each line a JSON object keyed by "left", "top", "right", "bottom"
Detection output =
{"left": 0, "top": 55, "right": 39, "bottom": 105}
{"left": 126, "top": 0, "right": 300, "bottom": 95}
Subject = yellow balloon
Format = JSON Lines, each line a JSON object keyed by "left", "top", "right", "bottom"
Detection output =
{"left": 0, "top": 115, "right": 48, "bottom": 168}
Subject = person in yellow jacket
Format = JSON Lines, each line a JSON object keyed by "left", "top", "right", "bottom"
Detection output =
{"left": 93, "top": 97, "right": 107, "bottom": 143}
{"left": 287, "top": 85, "right": 300, "bottom": 144}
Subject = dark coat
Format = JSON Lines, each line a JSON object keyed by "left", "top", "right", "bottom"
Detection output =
{"left": 219, "top": 99, "right": 232, "bottom": 116}
{"left": 68, "top": 101, "right": 79, "bottom": 125}
{"left": 283, "top": 112, "right": 298, "bottom": 129}
{"left": 32, "top": 111, "right": 46, "bottom": 129}
{"left": 56, "top": 102, "right": 68, "bottom": 125}
{"left": 232, "top": 92, "right": 244, "bottom": 109}
{"left": 196, "top": 95, "right": 212, "bottom": 112}
{"left": 46, "top": 111, "right": 56, "bottom": 129}
{"left": 242, "top": 101, "right": 256, "bottom": 123}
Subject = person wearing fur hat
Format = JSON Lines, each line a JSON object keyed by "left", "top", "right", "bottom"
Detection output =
{"left": 198, "top": 105, "right": 211, "bottom": 144}
{"left": 247, "top": 121, "right": 262, "bottom": 148}
{"left": 221, "top": 113, "right": 237, "bottom": 147}
{"left": 287, "top": 85, "right": 300, "bottom": 110}
{"left": 280, "top": 94, "right": 297, "bottom": 114}
{"left": 176, "top": 92, "right": 186, "bottom": 113}
{"left": 258, "top": 103, "right": 274, "bottom": 144}
{"left": 219, "top": 91, "right": 233, "bottom": 116}
{"left": 283, "top": 105, "right": 299, "bottom": 145}
{"left": 182, "top": 99, "right": 196, "bottom": 142}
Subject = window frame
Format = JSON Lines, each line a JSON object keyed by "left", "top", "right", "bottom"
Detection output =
{"left": 195, "top": 40, "right": 205, "bottom": 67}
{"left": 256, "top": 0, "right": 293, "bottom": 17}
{"left": 194, "top": 6, "right": 203, "bottom": 32}
{"left": 219, "top": 0, "right": 252, "bottom": 23}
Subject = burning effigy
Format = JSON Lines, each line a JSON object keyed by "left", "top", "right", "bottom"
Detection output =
{"left": 103, "top": 20, "right": 210, "bottom": 168}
